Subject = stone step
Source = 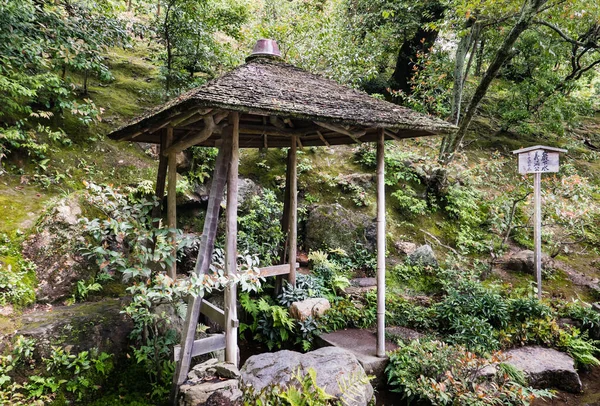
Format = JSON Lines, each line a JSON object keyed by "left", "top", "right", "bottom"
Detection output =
{"left": 315, "top": 329, "right": 398, "bottom": 388}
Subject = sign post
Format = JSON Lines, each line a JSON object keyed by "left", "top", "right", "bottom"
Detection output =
{"left": 512, "top": 146, "right": 567, "bottom": 299}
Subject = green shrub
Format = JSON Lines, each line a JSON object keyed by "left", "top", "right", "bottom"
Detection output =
{"left": 436, "top": 281, "right": 509, "bottom": 332}
{"left": 237, "top": 189, "right": 285, "bottom": 266}
{"left": 277, "top": 274, "right": 325, "bottom": 307}
{"left": 385, "top": 296, "right": 438, "bottom": 331}
{"left": 557, "top": 329, "right": 600, "bottom": 369}
{"left": 321, "top": 293, "right": 376, "bottom": 331}
{"left": 386, "top": 340, "right": 553, "bottom": 405}
{"left": 560, "top": 300, "right": 600, "bottom": 339}
{"left": 446, "top": 315, "right": 500, "bottom": 353}
{"left": 0, "top": 260, "right": 36, "bottom": 307}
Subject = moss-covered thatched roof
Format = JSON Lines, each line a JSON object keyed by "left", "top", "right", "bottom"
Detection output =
{"left": 108, "top": 57, "right": 455, "bottom": 148}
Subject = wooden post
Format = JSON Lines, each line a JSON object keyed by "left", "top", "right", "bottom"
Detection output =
{"left": 276, "top": 149, "right": 294, "bottom": 294}
{"left": 167, "top": 127, "right": 177, "bottom": 280}
{"left": 225, "top": 113, "right": 239, "bottom": 365}
{"left": 288, "top": 135, "right": 298, "bottom": 286}
{"left": 152, "top": 133, "right": 168, "bottom": 230}
{"left": 280, "top": 148, "right": 293, "bottom": 263}
{"left": 376, "top": 129, "right": 386, "bottom": 358}
{"left": 170, "top": 134, "right": 232, "bottom": 405}
{"left": 534, "top": 172, "right": 542, "bottom": 299}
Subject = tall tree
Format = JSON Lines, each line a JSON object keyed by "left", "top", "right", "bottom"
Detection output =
{"left": 439, "top": 0, "right": 600, "bottom": 172}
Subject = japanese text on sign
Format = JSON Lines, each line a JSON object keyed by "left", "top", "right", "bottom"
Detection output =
{"left": 518, "top": 150, "right": 559, "bottom": 174}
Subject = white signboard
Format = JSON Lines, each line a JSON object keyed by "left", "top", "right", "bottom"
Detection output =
{"left": 518, "top": 150, "right": 560, "bottom": 174}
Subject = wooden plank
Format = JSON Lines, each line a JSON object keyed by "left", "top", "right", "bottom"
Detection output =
{"left": 166, "top": 127, "right": 177, "bottom": 280}
{"left": 170, "top": 135, "right": 232, "bottom": 405}
{"left": 260, "top": 263, "right": 299, "bottom": 278}
{"left": 376, "top": 128, "right": 386, "bottom": 358}
{"left": 173, "top": 334, "right": 226, "bottom": 361}
{"left": 288, "top": 134, "right": 298, "bottom": 286}
{"left": 225, "top": 112, "right": 239, "bottom": 366}
{"left": 199, "top": 299, "right": 225, "bottom": 326}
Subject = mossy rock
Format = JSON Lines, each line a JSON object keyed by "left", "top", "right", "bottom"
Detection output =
{"left": 304, "top": 203, "right": 376, "bottom": 253}
{"left": 22, "top": 195, "right": 94, "bottom": 303}
{"left": 16, "top": 298, "right": 133, "bottom": 360}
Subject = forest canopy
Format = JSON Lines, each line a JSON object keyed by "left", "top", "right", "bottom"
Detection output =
{"left": 0, "top": 0, "right": 599, "bottom": 169}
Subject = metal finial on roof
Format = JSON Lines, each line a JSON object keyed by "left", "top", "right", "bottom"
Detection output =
{"left": 246, "top": 39, "right": 282, "bottom": 62}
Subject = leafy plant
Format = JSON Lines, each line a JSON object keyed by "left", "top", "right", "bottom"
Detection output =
{"left": 386, "top": 340, "right": 553, "bottom": 405}
{"left": 237, "top": 189, "right": 285, "bottom": 266}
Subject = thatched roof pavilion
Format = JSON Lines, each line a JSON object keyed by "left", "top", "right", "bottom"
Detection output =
{"left": 109, "top": 56, "right": 454, "bottom": 148}
{"left": 108, "top": 39, "right": 455, "bottom": 405}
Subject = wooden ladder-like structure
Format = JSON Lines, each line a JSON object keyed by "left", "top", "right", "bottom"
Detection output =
{"left": 171, "top": 263, "right": 299, "bottom": 365}
{"left": 169, "top": 114, "right": 299, "bottom": 405}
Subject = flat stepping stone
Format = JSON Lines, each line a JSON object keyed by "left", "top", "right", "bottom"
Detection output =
{"left": 316, "top": 329, "right": 398, "bottom": 388}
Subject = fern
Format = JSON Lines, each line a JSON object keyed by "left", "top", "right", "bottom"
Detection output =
{"left": 337, "top": 370, "right": 372, "bottom": 405}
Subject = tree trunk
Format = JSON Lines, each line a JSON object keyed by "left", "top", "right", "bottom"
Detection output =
{"left": 451, "top": 21, "right": 478, "bottom": 124}
{"left": 390, "top": 2, "right": 445, "bottom": 94}
{"left": 475, "top": 35, "right": 486, "bottom": 76}
{"left": 439, "top": 0, "right": 549, "bottom": 168}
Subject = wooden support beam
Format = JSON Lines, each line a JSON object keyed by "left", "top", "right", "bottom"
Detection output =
{"left": 172, "top": 108, "right": 212, "bottom": 127}
{"left": 316, "top": 130, "right": 330, "bottom": 147}
{"left": 214, "top": 110, "right": 230, "bottom": 124}
{"left": 225, "top": 112, "right": 239, "bottom": 366}
{"left": 269, "top": 116, "right": 286, "bottom": 129}
{"left": 121, "top": 130, "right": 144, "bottom": 141}
{"left": 384, "top": 129, "right": 402, "bottom": 141}
{"left": 163, "top": 115, "right": 218, "bottom": 155}
{"left": 173, "top": 334, "right": 226, "bottom": 361}
{"left": 152, "top": 133, "right": 168, "bottom": 230}
{"left": 238, "top": 124, "right": 306, "bottom": 137}
{"left": 170, "top": 135, "right": 232, "bottom": 405}
{"left": 259, "top": 263, "right": 299, "bottom": 277}
{"left": 314, "top": 122, "right": 366, "bottom": 143}
{"left": 376, "top": 128, "right": 386, "bottom": 358}
{"left": 297, "top": 137, "right": 303, "bottom": 149}
{"left": 149, "top": 120, "right": 172, "bottom": 134}
{"left": 166, "top": 127, "right": 177, "bottom": 280}
{"left": 277, "top": 148, "right": 294, "bottom": 294}
{"left": 199, "top": 299, "right": 225, "bottom": 327}
{"left": 288, "top": 134, "right": 298, "bottom": 287}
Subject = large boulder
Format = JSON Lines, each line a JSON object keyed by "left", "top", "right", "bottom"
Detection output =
{"left": 481, "top": 346, "right": 582, "bottom": 393}
{"left": 304, "top": 204, "right": 376, "bottom": 253}
{"left": 289, "top": 298, "right": 330, "bottom": 321}
{"left": 22, "top": 196, "right": 93, "bottom": 303}
{"left": 240, "top": 347, "right": 373, "bottom": 406}
{"left": 505, "top": 250, "right": 553, "bottom": 274}
{"left": 16, "top": 298, "right": 133, "bottom": 360}
{"left": 408, "top": 245, "right": 438, "bottom": 267}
